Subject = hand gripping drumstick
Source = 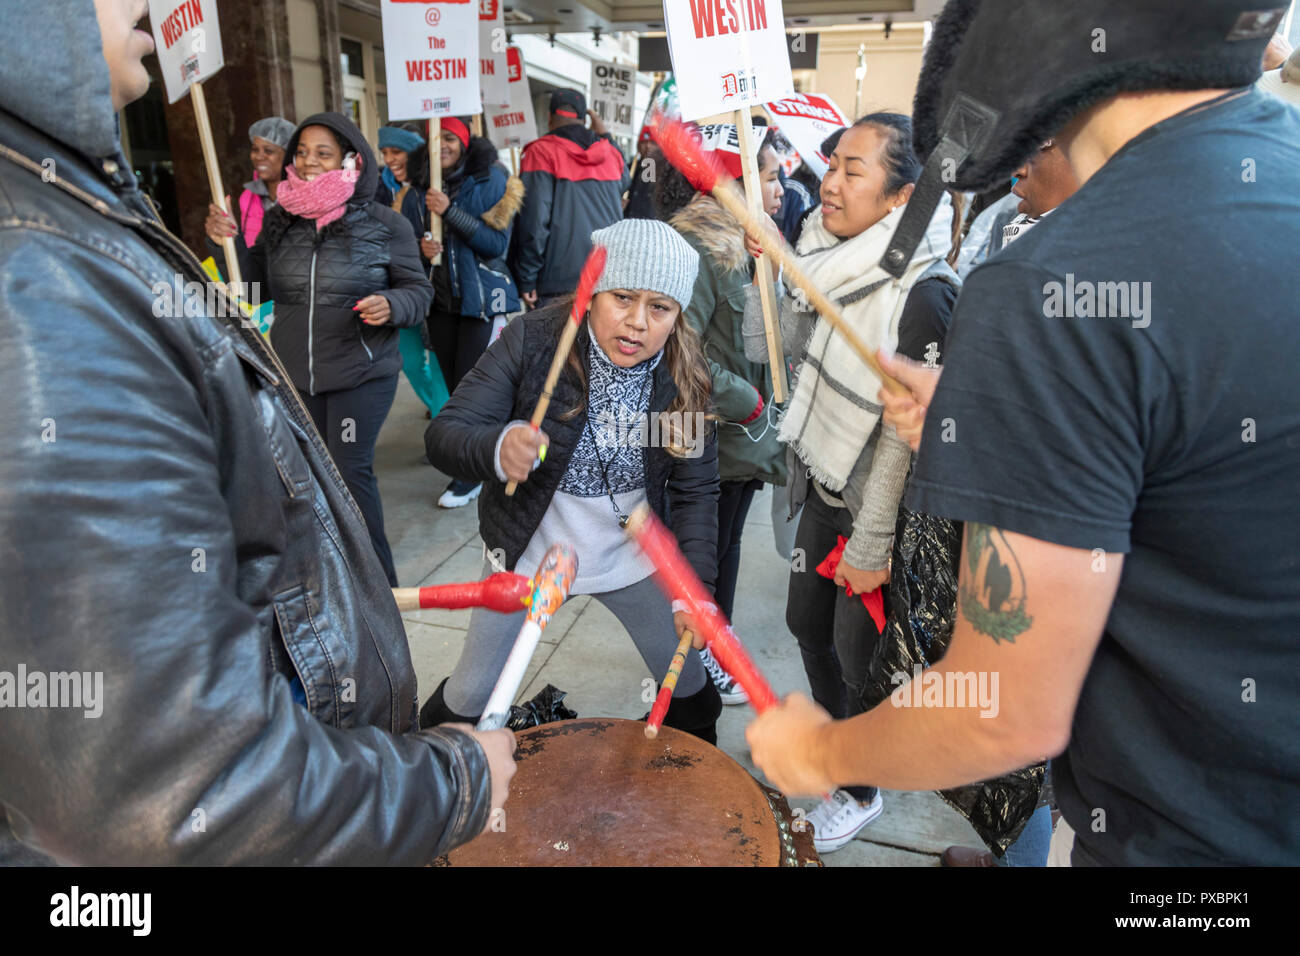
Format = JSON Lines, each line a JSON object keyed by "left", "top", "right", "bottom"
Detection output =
{"left": 648, "top": 114, "right": 907, "bottom": 397}
{"left": 475, "top": 544, "right": 579, "bottom": 731}
{"left": 391, "top": 572, "right": 532, "bottom": 613}
{"left": 625, "top": 506, "right": 778, "bottom": 714}
{"left": 644, "top": 627, "right": 694, "bottom": 739}
{"left": 503, "top": 246, "right": 609, "bottom": 497}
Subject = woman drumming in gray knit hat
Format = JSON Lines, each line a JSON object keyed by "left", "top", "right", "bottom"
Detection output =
{"left": 423, "top": 218, "right": 727, "bottom": 744}
{"left": 204, "top": 115, "right": 295, "bottom": 278}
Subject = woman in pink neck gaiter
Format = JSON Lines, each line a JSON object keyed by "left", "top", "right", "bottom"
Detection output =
{"left": 244, "top": 113, "right": 435, "bottom": 588}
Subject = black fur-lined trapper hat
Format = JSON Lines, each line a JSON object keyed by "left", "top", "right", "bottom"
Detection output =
{"left": 879, "top": 0, "right": 1287, "bottom": 276}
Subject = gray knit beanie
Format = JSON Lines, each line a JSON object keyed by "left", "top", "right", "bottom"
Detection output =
{"left": 590, "top": 219, "right": 700, "bottom": 311}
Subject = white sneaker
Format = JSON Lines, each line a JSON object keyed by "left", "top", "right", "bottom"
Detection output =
{"left": 803, "top": 790, "right": 883, "bottom": 854}
{"left": 698, "top": 645, "right": 748, "bottom": 705}
{"left": 437, "top": 480, "right": 482, "bottom": 509}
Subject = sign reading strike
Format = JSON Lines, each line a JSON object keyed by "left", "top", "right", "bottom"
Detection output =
{"left": 147, "top": 0, "right": 225, "bottom": 103}
{"left": 381, "top": 0, "right": 480, "bottom": 119}
{"left": 590, "top": 60, "right": 637, "bottom": 139}
{"left": 765, "top": 93, "right": 848, "bottom": 178}
{"left": 478, "top": 0, "right": 510, "bottom": 108}
{"left": 485, "top": 47, "right": 538, "bottom": 149}
{"left": 664, "top": 0, "right": 793, "bottom": 121}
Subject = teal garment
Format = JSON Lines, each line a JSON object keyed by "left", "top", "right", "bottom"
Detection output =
{"left": 398, "top": 326, "right": 449, "bottom": 415}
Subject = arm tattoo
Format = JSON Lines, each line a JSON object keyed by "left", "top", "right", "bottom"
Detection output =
{"left": 959, "top": 523, "right": 1033, "bottom": 644}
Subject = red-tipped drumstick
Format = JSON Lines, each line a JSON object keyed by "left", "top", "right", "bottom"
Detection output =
{"left": 504, "top": 245, "right": 609, "bottom": 497}
{"left": 645, "top": 627, "right": 694, "bottom": 739}
{"left": 391, "top": 572, "right": 532, "bottom": 613}
{"left": 625, "top": 505, "right": 777, "bottom": 713}
{"left": 477, "top": 544, "right": 579, "bottom": 731}
{"left": 648, "top": 113, "right": 906, "bottom": 396}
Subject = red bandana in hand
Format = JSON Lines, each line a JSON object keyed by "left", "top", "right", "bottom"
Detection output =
{"left": 815, "top": 535, "right": 886, "bottom": 632}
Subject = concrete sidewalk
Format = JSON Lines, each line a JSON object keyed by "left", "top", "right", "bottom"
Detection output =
{"left": 378, "top": 379, "right": 986, "bottom": 866}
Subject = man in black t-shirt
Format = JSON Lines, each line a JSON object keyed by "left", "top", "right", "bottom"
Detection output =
{"left": 746, "top": 2, "right": 1299, "bottom": 866}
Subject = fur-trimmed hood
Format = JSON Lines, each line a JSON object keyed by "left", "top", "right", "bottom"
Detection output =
{"left": 669, "top": 192, "right": 749, "bottom": 275}
{"left": 481, "top": 175, "right": 524, "bottom": 231}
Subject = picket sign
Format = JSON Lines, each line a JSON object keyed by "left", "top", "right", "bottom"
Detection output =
{"left": 665, "top": 0, "right": 794, "bottom": 122}
{"left": 146, "top": 1, "right": 241, "bottom": 290}
{"left": 478, "top": 0, "right": 511, "bottom": 109}
{"left": 590, "top": 59, "right": 637, "bottom": 140}
{"left": 763, "top": 92, "right": 849, "bottom": 179}
{"left": 664, "top": 0, "right": 794, "bottom": 401}
{"left": 485, "top": 47, "right": 538, "bottom": 150}
{"left": 381, "top": 0, "right": 482, "bottom": 265}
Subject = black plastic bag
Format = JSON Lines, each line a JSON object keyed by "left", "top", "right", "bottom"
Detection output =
{"left": 506, "top": 684, "right": 578, "bottom": 731}
{"left": 861, "top": 499, "right": 1045, "bottom": 856}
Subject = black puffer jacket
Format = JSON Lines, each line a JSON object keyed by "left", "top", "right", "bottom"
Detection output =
{"left": 250, "top": 112, "right": 433, "bottom": 395}
{"left": 425, "top": 304, "right": 720, "bottom": 585}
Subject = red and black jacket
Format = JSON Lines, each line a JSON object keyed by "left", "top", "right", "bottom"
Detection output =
{"left": 508, "top": 125, "right": 629, "bottom": 296}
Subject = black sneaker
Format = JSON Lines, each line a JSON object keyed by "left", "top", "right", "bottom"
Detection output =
{"left": 698, "top": 645, "right": 749, "bottom": 705}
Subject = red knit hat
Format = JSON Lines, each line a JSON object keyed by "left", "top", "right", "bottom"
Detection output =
{"left": 441, "top": 117, "right": 470, "bottom": 148}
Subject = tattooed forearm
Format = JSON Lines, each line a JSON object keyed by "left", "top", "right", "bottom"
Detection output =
{"left": 959, "top": 523, "right": 1033, "bottom": 643}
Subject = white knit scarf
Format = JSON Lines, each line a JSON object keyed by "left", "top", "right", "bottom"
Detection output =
{"left": 778, "top": 195, "right": 953, "bottom": 490}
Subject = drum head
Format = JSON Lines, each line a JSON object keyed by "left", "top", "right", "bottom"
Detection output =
{"left": 441, "top": 717, "right": 784, "bottom": 866}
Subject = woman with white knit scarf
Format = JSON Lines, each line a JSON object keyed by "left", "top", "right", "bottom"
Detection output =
{"left": 742, "top": 113, "right": 960, "bottom": 854}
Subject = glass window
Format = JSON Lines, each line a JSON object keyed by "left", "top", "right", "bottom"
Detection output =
{"left": 344, "top": 97, "right": 362, "bottom": 127}
{"left": 341, "top": 38, "right": 365, "bottom": 78}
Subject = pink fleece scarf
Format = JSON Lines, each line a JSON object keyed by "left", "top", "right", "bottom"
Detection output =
{"left": 276, "top": 164, "right": 359, "bottom": 230}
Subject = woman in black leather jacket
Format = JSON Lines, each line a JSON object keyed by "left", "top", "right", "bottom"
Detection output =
{"left": 245, "top": 112, "right": 434, "bottom": 586}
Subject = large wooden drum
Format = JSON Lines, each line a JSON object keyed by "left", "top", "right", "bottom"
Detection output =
{"left": 437, "top": 718, "right": 820, "bottom": 867}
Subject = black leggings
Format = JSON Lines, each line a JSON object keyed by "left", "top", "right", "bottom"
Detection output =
{"left": 427, "top": 309, "right": 493, "bottom": 393}
{"left": 786, "top": 491, "right": 883, "bottom": 801}
{"left": 714, "top": 478, "right": 762, "bottom": 620}
{"left": 299, "top": 374, "right": 400, "bottom": 586}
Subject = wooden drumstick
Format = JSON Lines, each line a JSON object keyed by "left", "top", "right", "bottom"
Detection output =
{"left": 645, "top": 627, "right": 694, "bottom": 739}
{"left": 626, "top": 506, "right": 778, "bottom": 713}
{"left": 476, "top": 544, "right": 579, "bottom": 731}
{"left": 648, "top": 114, "right": 907, "bottom": 397}
{"left": 392, "top": 572, "right": 532, "bottom": 613}
{"left": 504, "top": 245, "right": 609, "bottom": 497}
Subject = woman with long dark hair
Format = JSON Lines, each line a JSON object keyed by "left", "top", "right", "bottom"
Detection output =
{"left": 742, "top": 112, "right": 961, "bottom": 854}
{"left": 421, "top": 219, "right": 725, "bottom": 744}
{"left": 243, "top": 112, "right": 434, "bottom": 587}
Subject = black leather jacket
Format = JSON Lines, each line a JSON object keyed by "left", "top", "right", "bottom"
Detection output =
{"left": 0, "top": 107, "right": 491, "bottom": 865}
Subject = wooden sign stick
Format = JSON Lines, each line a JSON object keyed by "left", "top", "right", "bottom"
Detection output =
{"left": 190, "top": 81, "right": 243, "bottom": 293}
{"left": 429, "top": 117, "right": 443, "bottom": 266}
{"left": 735, "top": 108, "right": 787, "bottom": 403}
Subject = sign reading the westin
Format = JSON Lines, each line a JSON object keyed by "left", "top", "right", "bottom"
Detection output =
{"left": 381, "top": 0, "right": 480, "bottom": 119}
{"left": 589, "top": 60, "right": 637, "bottom": 139}
{"left": 147, "top": 0, "right": 225, "bottom": 103}
{"left": 485, "top": 46, "right": 538, "bottom": 149}
{"left": 662, "top": 0, "right": 794, "bottom": 121}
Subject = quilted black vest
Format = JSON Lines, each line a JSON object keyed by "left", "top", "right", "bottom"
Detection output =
{"left": 478, "top": 312, "right": 679, "bottom": 571}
